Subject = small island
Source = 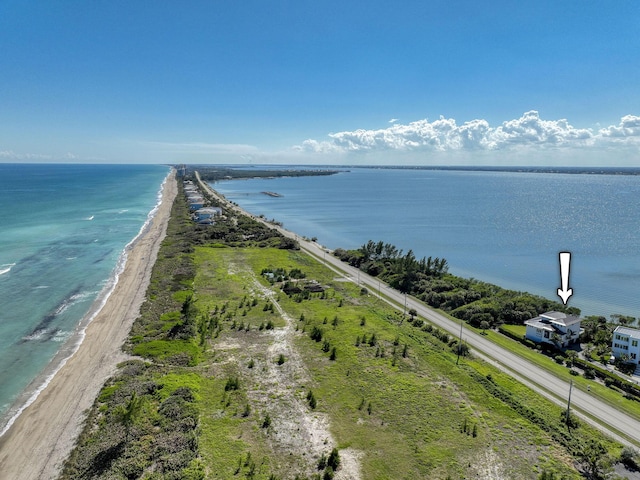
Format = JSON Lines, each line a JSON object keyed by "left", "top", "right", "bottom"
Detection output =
{"left": 185, "top": 165, "right": 345, "bottom": 182}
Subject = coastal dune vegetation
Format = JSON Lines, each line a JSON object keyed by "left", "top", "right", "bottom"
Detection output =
{"left": 60, "top": 175, "right": 637, "bottom": 479}
{"left": 334, "top": 240, "right": 579, "bottom": 329}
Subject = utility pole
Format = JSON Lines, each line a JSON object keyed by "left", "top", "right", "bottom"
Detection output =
{"left": 566, "top": 380, "right": 573, "bottom": 427}
{"left": 456, "top": 319, "right": 464, "bottom": 365}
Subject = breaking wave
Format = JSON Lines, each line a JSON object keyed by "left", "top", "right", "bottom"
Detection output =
{"left": 0, "top": 263, "right": 16, "bottom": 276}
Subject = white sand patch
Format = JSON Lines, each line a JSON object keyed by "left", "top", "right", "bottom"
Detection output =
{"left": 243, "top": 279, "right": 363, "bottom": 479}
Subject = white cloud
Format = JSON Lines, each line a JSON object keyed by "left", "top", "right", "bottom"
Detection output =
{"left": 0, "top": 150, "right": 104, "bottom": 162}
{"left": 598, "top": 115, "right": 640, "bottom": 138}
{"left": 0, "top": 150, "right": 53, "bottom": 160}
{"left": 295, "top": 111, "right": 640, "bottom": 155}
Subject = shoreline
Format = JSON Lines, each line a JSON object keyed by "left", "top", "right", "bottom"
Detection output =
{"left": 0, "top": 173, "right": 169, "bottom": 438}
{"left": 0, "top": 170, "right": 177, "bottom": 479}
{"left": 210, "top": 171, "right": 639, "bottom": 319}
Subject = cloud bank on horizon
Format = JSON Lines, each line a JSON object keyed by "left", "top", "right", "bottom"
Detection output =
{"left": 297, "top": 112, "right": 640, "bottom": 159}
{"left": 2, "top": 112, "right": 639, "bottom": 166}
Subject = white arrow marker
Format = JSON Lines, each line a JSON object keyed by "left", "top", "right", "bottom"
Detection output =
{"left": 557, "top": 251, "right": 573, "bottom": 305}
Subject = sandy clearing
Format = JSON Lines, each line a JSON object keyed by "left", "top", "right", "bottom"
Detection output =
{"left": 228, "top": 277, "right": 362, "bottom": 479}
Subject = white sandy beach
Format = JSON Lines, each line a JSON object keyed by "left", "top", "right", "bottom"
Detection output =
{"left": 0, "top": 171, "right": 177, "bottom": 480}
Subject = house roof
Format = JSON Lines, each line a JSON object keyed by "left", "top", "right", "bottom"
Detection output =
{"left": 196, "top": 207, "right": 221, "bottom": 214}
{"left": 614, "top": 326, "right": 640, "bottom": 339}
{"left": 539, "top": 311, "right": 582, "bottom": 327}
{"left": 524, "top": 318, "right": 556, "bottom": 332}
{"left": 525, "top": 311, "right": 581, "bottom": 331}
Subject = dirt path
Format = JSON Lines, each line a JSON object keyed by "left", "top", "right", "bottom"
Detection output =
{"left": 218, "top": 263, "right": 362, "bottom": 479}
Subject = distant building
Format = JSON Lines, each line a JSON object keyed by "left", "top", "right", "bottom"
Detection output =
{"left": 189, "top": 200, "right": 204, "bottom": 211}
{"left": 194, "top": 207, "right": 222, "bottom": 222}
{"left": 524, "top": 311, "right": 582, "bottom": 348}
{"left": 612, "top": 326, "right": 640, "bottom": 364}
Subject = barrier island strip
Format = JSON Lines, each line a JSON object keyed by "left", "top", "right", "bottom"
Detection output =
{"left": 4, "top": 169, "right": 638, "bottom": 479}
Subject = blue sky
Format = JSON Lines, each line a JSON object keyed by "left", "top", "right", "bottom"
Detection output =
{"left": 1, "top": 1, "right": 639, "bottom": 165}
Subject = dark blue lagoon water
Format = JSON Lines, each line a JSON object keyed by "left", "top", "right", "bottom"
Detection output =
{"left": 211, "top": 167, "right": 640, "bottom": 319}
{"left": 0, "top": 163, "right": 169, "bottom": 434}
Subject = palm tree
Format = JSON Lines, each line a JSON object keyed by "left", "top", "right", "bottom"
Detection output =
{"left": 566, "top": 350, "right": 578, "bottom": 367}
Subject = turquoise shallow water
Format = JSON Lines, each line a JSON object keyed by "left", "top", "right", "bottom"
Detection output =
{"left": 0, "top": 163, "right": 168, "bottom": 432}
{"left": 211, "top": 167, "right": 640, "bottom": 319}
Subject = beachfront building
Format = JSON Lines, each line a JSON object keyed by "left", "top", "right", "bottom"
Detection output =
{"left": 524, "top": 311, "right": 582, "bottom": 348}
{"left": 188, "top": 195, "right": 205, "bottom": 210}
{"left": 612, "top": 326, "right": 640, "bottom": 364}
{"left": 194, "top": 207, "right": 222, "bottom": 223}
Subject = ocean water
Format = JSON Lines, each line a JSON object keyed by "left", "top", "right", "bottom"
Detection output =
{"left": 0, "top": 163, "right": 169, "bottom": 433}
{"left": 210, "top": 167, "right": 640, "bottom": 319}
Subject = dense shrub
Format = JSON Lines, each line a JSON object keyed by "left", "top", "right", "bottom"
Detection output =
{"left": 335, "top": 239, "right": 579, "bottom": 329}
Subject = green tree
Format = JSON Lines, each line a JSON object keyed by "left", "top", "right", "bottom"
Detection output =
{"left": 262, "top": 413, "right": 271, "bottom": 428}
{"left": 310, "top": 326, "right": 323, "bottom": 342}
{"left": 115, "top": 392, "right": 144, "bottom": 440}
{"left": 307, "top": 390, "right": 317, "bottom": 409}
{"left": 323, "top": 466, "right": 334, "bottom": 480}
{"left": 565, "top": 350, "right": 578, "bottom": 367}
{"left": 620, "top": 446, "right": 640, "bottom": 470}
{"left": 578, "top": 439, "right": 612, "bottom": 479}
{"left": 612, "top": 313, "right": 636, "bottom": 326}
{"left": 181, "top": 294, "right": 197, "bottom": 323}
{"left": 327, "top": 448, "right": 340, "bottom": 470}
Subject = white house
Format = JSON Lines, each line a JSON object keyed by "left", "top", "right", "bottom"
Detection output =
{"left": 194, "top": 207, "right": 222, "bottom": 223}
{"left": 524, "top": 311, "right": 582, "bottom": 348}
{"left": 188, "top": 197, "right": 205, "bottom": 211}
{"left": 612, "top": 326, "right": 640, "bottom": 364}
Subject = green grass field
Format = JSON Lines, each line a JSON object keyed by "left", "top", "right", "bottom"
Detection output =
{"left": 189, "top": 246, "right": 618, "bottom": 479}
